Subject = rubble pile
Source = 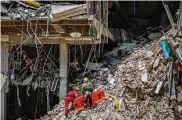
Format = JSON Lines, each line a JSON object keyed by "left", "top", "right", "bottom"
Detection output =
{"left": 1, "top": 1, "right": 88, "bottom": 20}
{"left": 40, "top": 99, "right": 125, "bottom": 120}
{"left": 41, "top": 36, "right": 177, "bottom": 119}
{"left": 113, "top": 43, "right": 172, "bottom": 119}
{"left": 1, "top": 2, "right": 51, "bottom": 19}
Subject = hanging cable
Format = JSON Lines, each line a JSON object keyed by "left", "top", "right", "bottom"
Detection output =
{"left": 43, "top": 45, "right": 53, "bottom": 72}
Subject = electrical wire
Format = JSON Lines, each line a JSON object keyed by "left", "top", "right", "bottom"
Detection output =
{"left": 81, "top": 44, "right": 94, "bottom": 80}
{"left": 26, "top": 17, "right": 59, "bottom": 71}
{"left": 43, "top": 45, "right": 53, "bottom": 72}
{"left": 34, "top": 88, "right": 39, "bottom": 119}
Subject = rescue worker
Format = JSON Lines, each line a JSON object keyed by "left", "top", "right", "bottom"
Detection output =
{"left": 64, "top": 87, "right": 79, "bottom": 118}
{"left": 82, "top": 77, "right": 93, "bottom": 109}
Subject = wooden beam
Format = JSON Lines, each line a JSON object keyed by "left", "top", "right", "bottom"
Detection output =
{"left": 1, "top": 34, "right": 102, "bottom": 45}
{"left": 1, "top": 25, "right": 90, "bottom": 36}
{"left": 1, "top": 17, "right": 89, "bottom": 21}
{"left": 1, "top": 19, "right": 91, "bottom": 27}
{"left": 1, "top": 35, "right": 9, "bottom": 42}
{"left": 8, "top": 34, "right": 65, "bottom": 45}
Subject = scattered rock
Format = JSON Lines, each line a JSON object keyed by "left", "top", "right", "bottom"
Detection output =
{"left": 155, "top": 81, "right": 163, "bottom": 94}
{"left": 153, "top": 58, "right": 160, "bottom": 68}
{"left": 174, "top": 105, "right": 182, "bottom": 115}
{"left": 141, "top": 72, "right": 150, "bottom": 82}
{"left": 147, "top": 51, "right": 154, "bottom": 57}
{"left": 148, "top": 33, "right": 163, "bottom": 40}
{"left": 41, "top": 39, "right": 172, "bottom": 120}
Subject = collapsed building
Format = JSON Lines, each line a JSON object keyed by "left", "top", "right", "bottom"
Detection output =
{"left": 1, "top": 1, "right": 182, "bottom": 120}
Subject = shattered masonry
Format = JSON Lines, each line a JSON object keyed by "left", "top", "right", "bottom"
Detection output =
{"left": 1, "top": 1, "right": 182, "bottom": 120}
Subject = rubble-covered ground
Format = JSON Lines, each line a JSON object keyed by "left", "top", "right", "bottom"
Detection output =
{"left": 40, "top": 36, "right": 181, "bottom": 120}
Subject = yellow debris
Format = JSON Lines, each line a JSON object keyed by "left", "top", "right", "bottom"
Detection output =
{"left": 23, "top": 0, "right": 40, "bottom": 8}
{"left": 107, "top": 93, "right": 122, "bottom": 111}
{"left": 98, "top": 118, "right": 103, "bottom": 120}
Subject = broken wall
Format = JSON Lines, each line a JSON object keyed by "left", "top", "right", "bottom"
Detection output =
{"left": 6, "top": 45, "right": 60, "bottom": 120}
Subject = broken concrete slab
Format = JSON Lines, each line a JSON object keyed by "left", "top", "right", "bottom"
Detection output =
{"left": 40, "top": 27, "right": 177, "bottom": 120}
{"left": 148, "top": 33, "right": 163, "bottom": 40}
{"left": 87, "top": 62, "right": 103, "bottom": 71}
{"left": 147, "top": 51, "right": 154, "bottom": 57}
{"left": 153, "top": 57, "right": 160, "bottom": 68}
{"left": 51, "top": 4, "right": 87, "bottom": 22}
{"left": 51, "top": 4, "right": 86, "bottom": 17}
{"left": 100, "top": 68, "right": 109, "bottom": 72}
{"left": 174, "top": 105, "right": 182, "bottom": 115}
{"left": 119, "top": 42, "right": 137, "bottom": 50}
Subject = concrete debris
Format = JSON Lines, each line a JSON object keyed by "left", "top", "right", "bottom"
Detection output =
{"left": 3, "top": 4, "right": 50, "bottom": 19}
{"left": 109, "top": 28, "right": 122, "bottom": 42}
{"left": 51, "top": 4, "right": 87, "bottom": 21}
{"left": 174, "top": 105, "right": 182, "bottom": 115}
{"left": 108, "top": 74, "right": 115, "bottom": 85}
{"left": 3, "top": 1, "right": 182, "bottom": 119}
{"left": 155, "top": 81, "right": 163, "bottom": 94}
{"left": 146, "top": 51, "right": 154, "bottom": 57}
{"left": 160, "top": 36, "right": 166, "bottom": 40}
{"left": 87, "top": 62, "right": 103, "bottom": 71}
{"left": 152, "top": 42, "right": 162, "bottom": 56}
{"left": 41, "top": 38, "right": 176, "bottom": 120}
{"left": 121, "top": 29, "right": 129, "bottom": 42}
{"left": 148, "top": 33, "right": 163, "bottom": 40}
{"left": 153, "top": 57, "right": 160, "bottom": 68}
{"left": 1, "top": 4, "right": 8, "bottom": 14}
{"left": 119, "top": 42, "right": 137, "bottom": 50}
{"left": 1, "top": 2, "right": 88, "bottom": 20}
{"left": 141, "top": 72, "right": 150, "bottom": 82}
{"left": 100, "top": 68, "right": 109, "bottom": 72}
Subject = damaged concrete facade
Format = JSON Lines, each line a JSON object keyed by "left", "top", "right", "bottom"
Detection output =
{"left": 1, "top": 1, "right": 111, "bottom": 119}
{"left": 1, "top": 1, "right": 182, "bottom": 120}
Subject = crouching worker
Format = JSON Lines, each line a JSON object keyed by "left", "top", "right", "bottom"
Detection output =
{"left": 64, "top": 87, "right": 79, "bottom": 118}
{"left": 82, "top": 77, "right": 94, "bottom": 109}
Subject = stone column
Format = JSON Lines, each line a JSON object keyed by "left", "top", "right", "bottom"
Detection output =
{"left": 59, "top": 44, "right": 68, "bottom": 100}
